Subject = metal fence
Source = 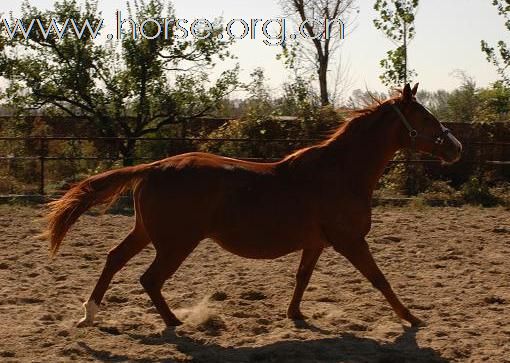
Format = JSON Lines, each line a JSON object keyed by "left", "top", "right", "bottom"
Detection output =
{"left": 0, "top": 136, "right": 509, "bottom": 198}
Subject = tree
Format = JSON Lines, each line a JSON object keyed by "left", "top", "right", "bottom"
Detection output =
{"left": 417, "top": 76, "right": 510, "bottom": 123}
{"left": 373, "top": 0, "right": 419, "bottom": 87}
{"left": 481, "top": 0, "right": 510, "bottom": 86}
{"left": 476, "top": 81, "right": 510, "bottom": 121}
{"left": 346, "top": 89, "right": 388, "bottom": 109}
{"left": 444, "top": 73, "right": 479, "bottom": 122}
{"left": 199, "top": 68, "right": 340, "bottom": 159}
{"left": 280, "top": 0, "right": 357, "bottom": 106}
{"left": 0, "top": 17, "right": 7, "bottom": 88}
{"left": 242, "top": 68, "right": 274, "bottom": 121}
{"left": 277, "top": 75, "right": 319, "bottom": 116}
{"left": 415, "top": 89, "right": 450, "bottom": 120}
{"left": 1, "top": 0, "right": 239, "bottom": 165}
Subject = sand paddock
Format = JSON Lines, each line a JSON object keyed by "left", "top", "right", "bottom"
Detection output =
{"left": 0, "top": 205, "right": 509, "bottom": 362}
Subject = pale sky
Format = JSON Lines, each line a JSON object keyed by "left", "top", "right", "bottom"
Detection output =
{"left": 1, "top": 0, "right": 509, "bottom": 96}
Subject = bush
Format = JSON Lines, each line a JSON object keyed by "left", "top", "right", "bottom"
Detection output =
{"left": 461, "top": 176, "right": 499, "bottom": 207}
{"left": 489, "top": 183, "right": 510, "bottom": 207}
{"left": 378, "top": 152, "right": 431, "bottom": 196}
{"left": 197, "top": 106, "right": 343, "bottom": 159}
{"left": 417, "top": 180, "right": 463, "bottom": 206}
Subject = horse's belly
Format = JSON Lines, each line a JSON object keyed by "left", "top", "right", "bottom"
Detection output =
{"left": 210, "top": 231, "right": 302, "bottom": 259}
{"left": 205, "top": 172, "right": 319, "bottom": 258}
{"left": 208, "top": 209, "right": 317, "bottom": 259}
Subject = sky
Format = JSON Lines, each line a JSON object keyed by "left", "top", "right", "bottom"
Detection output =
{"left": 1, "top": 0, "right": 509, "bottom": 96}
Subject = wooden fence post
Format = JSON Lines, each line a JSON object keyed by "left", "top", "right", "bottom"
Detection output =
{"left": 39, "top": 138, "right": 46, "bottom": 196}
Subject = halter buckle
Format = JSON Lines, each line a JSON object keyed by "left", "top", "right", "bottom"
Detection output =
{"left": 409, "top": 130, "right": 418, "bottom": 138}
{"left": 435, "top": 128, "right": 450, "bottom": 145}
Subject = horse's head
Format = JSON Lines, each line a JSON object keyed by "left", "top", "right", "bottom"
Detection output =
{"left": 391, "top": 83, "right": 462, "bottom": 164}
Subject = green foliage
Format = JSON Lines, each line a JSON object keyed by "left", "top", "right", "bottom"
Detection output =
{"left": 379, "top": 173, "right": 507, "bottom": 208}
{"left": 242, "top": 68, "right": 274, "bottom": 121}
{"left": 276, "top": 42, "right": 299, "bottom": 71}
{"left": 0, "top": 24, "right": 6, "bottom": 76}
{"left": 476, "top": 81, "right": 510, "bottom": 121}
{"left": 1, "top": 0, "right": 239, "bottom": 165}
{"left": 489, "top": 182, "right": 510, "bottom": 207}
{"left": 416, "top": 89, "right": 451, "bottom": 119}
{"left": 417, "top": 180, "right": 462, "bottom": 206}
{"left": 418, "top": 77, "right": 510, "bottom": 122}
{"left": 373, "top": 0, "right": 419, "bottom": 87}
{"left": 374, "top": 0, "right": 419, "bottom": 40}
{"left": 461, "top": 176, "right": 499, "bottom": 207}
{"left": 481, "top": 0, "right": 510, "bottom": 86}
{"left": 442, "top": 74, "right": 478, "bottom": 122}
{"left": 379, "top": 45, "right": 417, "bottom": 88}
{"left": 378, "top": 151, "right": 430, "bottom": 196}
{"left": 198, "top": 69, "right": 341, "bottom": 158}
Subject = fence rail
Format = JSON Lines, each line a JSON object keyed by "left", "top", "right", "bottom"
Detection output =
{"left": 1, "top": 136, "right": 509, "bottom": 197}
{"left": 1, "top": 136, "right": 510, "bottom": 146}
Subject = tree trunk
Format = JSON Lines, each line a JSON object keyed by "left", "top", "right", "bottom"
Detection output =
{"left": 121, "top": 138, "right": 137, "bottom": 166}
{"left": 318, "top": 61, "right": 329, "bottom": 106}
{"left": 403, "top": 22, "right": 408, "bottom": 85}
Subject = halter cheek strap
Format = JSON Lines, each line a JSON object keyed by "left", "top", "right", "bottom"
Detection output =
{"left": 391, "top": 103, "right": 451, "bottom": 146}
{"left": 391, "top": 104, "right": 418, "bottom": 139}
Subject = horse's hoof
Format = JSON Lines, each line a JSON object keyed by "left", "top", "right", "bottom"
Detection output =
{"left": 76, "top": 318, "right": 93, "bottom": 328}
{"left": 77, "top": 300, "right": 99, "bottom": 328}
{"left": 287, "top": 310, "right": 307, "bottom": 321}
{"left": 409, "top": 316, "right": 426, "bottom": 328}
{"left": 161, "top": 326, "right": 178, "bottom": 336}
{"left": 166, "top": 318, "right": 183, "bottom": 327}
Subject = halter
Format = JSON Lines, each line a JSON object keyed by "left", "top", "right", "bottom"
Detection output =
{"left": 390, "top": 102, "right": 452, "bottom": 195}
{"left": 390, "top": 103, "right": 451, "bottom": 147}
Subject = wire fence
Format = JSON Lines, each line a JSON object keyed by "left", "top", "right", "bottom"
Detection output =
{"left": 0, "top": 136, "right": 509, "bottom": 198}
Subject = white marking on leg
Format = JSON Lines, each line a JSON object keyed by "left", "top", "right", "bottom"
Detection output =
{"left": 77, "top": 300, "right": 99, "bottom": 327}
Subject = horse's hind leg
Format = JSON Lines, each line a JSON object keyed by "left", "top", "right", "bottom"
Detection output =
{"left": 140, "top": 241, "right": 198, "bottom": 327}
{"left": 77, "top": 226, "right": 150, "bottom": 327}
{"left": 287, "top": 247, "right": 323, "bottom": 320}
{"left": 337, "top": 239, "right": 424, "bottom": 327}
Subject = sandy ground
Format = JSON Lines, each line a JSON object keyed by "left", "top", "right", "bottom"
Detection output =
{"left": 0, "top": 205, "right": 509, "bottom": 363}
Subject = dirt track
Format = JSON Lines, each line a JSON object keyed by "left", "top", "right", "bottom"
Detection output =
{"left": 0, "top": 205, "right": 509, "bottom": 362}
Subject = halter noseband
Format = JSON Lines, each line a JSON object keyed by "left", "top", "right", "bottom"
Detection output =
{"left": 391, "top": 103, "right": 451, "bottom": 146}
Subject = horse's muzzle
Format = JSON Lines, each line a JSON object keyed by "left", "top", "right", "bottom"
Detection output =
{"left": 439, "top": 134, "right": 463, "bottom": 165}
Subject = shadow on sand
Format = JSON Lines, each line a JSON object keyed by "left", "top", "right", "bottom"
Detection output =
{"left": 79, "top": 323, "right": 449, "bottom": 363}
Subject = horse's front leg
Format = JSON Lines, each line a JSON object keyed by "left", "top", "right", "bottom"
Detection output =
{"left": 287, "top": 247, "right": 323, "bottom": 320}
{"left": 335, "top": 239, "right": 424, "bottom": 327}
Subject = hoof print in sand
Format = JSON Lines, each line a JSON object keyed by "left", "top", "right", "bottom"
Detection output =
{"left": 240, "top": 290, "right": 266, "bottom": 301}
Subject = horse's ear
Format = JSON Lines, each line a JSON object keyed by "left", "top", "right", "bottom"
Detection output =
{"left": 402, "top": 83, "right": 413, "bottom": 102}
{"left": 412, "top": 83, "right": 419, "bottom": 96}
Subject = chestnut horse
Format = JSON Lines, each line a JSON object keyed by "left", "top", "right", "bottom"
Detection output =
{"left": 44, "top": 84, "right": 462, "bottom": 328}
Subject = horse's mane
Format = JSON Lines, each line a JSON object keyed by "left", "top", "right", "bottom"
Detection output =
{"left": 327, "top": 93, "right": 403, "bottom": 142}
{"left": 283, "top": 94, "right": 402, "bottom": 164}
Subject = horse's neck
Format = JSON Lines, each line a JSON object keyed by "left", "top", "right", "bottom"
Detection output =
{"left": 290, "top": 109, "right": 402, "bottom": 196}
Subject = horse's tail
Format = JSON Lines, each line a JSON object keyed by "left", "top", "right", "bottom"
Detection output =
{"left": 43, "top": 164, "right": 151, "bottom": 257}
